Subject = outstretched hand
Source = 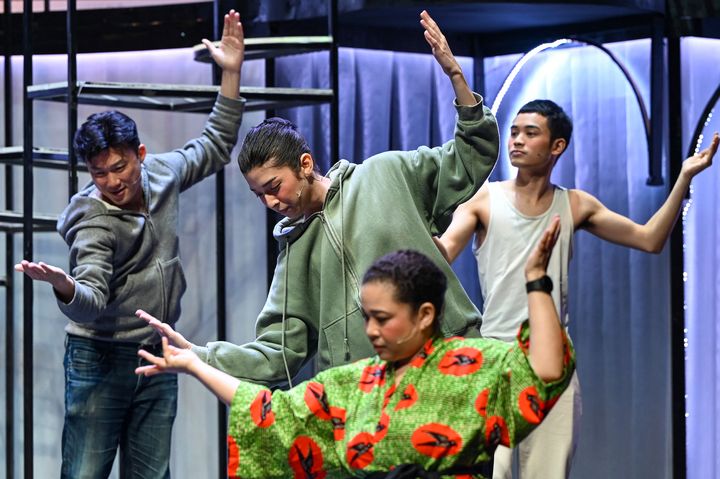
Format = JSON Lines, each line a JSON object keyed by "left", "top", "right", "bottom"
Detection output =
{"left": 682, "top": 132, "right": 718, "bottom": 180}
{"left": 136, "top": 309, "right": 194, "bottom": 350}
{"left": 136, "top": 336, "right": 199, "bottom": 377}
{"left": 15, "top": 259, "right": 74, "bottom": 302}
{"left": 525, "top": 215, "right": 561, "bottom": 281}
{"left": 203, "top": 9, "right": 244, "bottom": 74}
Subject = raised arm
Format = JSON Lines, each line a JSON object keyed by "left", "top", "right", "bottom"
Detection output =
{"left": 203, "top": 9, "right": 244, "bottom": 99}
{"left": 420, "top": 10, "right": 475, "bottom": 106}
{"left": 524, "top": 215, "right": 565, "bottom": 382}
{"left": 575, "top": 132, "right": 718, "bottom": 253}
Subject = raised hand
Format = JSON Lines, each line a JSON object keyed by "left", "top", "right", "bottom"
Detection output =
{"left": 682, "top": 132, "right": 718, "bottom": 180}
{"left": 419, "top": 10, "right": 475, "bottom": 106}
{"left": 525, "top": 215, "right": 561, "bottom": 281}
{"left": 136, "top": 309, "right": 193, "bottom": 350}
{"left": 420, "top": 10, "right": 460, "bottom": 77}
{"left": 203, "top": 9, "right": 244, "bottom": 74}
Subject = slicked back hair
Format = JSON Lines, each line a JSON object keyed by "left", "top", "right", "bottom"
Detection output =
{"left": 237, "top": 117, "right": 314, "bottom": 175}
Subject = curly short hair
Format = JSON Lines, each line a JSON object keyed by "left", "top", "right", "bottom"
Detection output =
{"left": 362, "top": 250, "right": 447, "bottom": 330}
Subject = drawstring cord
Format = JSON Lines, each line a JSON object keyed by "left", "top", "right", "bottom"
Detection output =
{"left": 281, "top": 240, "right": 293, "bottom": 388}
{"left": 340, "top": 174, "right": 350, "bottom": 361}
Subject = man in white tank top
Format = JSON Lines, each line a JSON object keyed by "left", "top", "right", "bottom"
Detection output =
{"left": 434, "top": 99, "right": 718, "bottom": 479}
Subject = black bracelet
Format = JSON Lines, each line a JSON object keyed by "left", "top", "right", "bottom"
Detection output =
{"left": 526, "top": 275, "right": 553, "bottom": 294}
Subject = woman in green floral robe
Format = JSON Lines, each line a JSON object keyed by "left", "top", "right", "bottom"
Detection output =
{"left": 137, "top": 218, "right": 574, "bottom": 479}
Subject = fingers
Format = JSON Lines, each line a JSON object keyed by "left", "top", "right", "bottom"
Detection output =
{"left": 135, "top": 364, "right": 161, "bottom": 377}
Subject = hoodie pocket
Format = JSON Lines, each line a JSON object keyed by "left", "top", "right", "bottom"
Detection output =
{"left": 320, "top": 307, "right": 374, "bottom": 369}
{"left": 158, "top": 256, "right": 187, "bottom": 324}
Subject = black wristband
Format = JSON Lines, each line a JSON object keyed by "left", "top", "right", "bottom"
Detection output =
{"left": 526, "top": 275, "right": 553, "bottom": 294}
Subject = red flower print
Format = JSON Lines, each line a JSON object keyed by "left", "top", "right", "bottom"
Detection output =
{"left": 330, "top": 406, "right": 346, "bottom": 441}
{"left": 288, "top": 436, "right": 326, "bottom": 479}
{"left": 249, "top": 389, "right": 275, "bottom": 428}
{"left": 474, "top": 388, "right": 489, "bottom": 417}
{"left": 518, "top": 386, "right": 545, "bottom": 424}
{"left": 410, "top": 340, "right": 435, "bottom": 367}
{"left": 374, "top": 412, "right": 390, "bottom": 442}
{"left": 411, "top": 423, "right": 463, "bottom": 458}
{"left": 305, "top": 382, "right": 332, "bottom": 421}
{"left": 395, "top": 384, "right": 418, "bottom": 411}
{"left": 359, "top": 364, "right": 386, "bottom": 392}
{"left": 485, "top": 416, "right": 510, "bottom": 448}
{"left": 347, "top": 432, "right": 375, "bottom": 469}
{"left": 438, "top": 347, "right": 483, "bottom": 376}
{"left": 227, "top": 435, "right": 240, "bottom": 478}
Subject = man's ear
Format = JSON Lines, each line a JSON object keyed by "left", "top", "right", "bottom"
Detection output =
{"left": 551, "top": 138, "right": 567, "bottom": 157}
{"left": 137, "top": 144, "right": 147, "bottom": 163}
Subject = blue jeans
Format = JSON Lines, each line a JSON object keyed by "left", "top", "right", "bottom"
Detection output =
{"left": 61, "top": 335, "right": 178, "bottom": 479}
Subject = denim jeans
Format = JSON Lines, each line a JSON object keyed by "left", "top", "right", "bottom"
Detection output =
{"left": 61, "top": 335, "right": 178, "bottom": 479}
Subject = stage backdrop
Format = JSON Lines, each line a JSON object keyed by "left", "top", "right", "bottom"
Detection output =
{"left": 7, "top": 36, "right": 716, "bottom": 479}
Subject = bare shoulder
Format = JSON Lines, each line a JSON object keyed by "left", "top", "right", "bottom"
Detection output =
{"left": 568, "top": 188, "right": 603, "bottom": 229}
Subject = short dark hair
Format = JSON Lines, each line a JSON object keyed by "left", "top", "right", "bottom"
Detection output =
{"left": 362, "top": 250, "right": 447, "bottom": 331}
{"left": 73, "top": 110, "right": 140, "bottom": 163}
{"left": 518, "top": 99, "right": 573, "bottom": 153}
{"left": 237, "top": 117, "right": 313, "bottom": 175}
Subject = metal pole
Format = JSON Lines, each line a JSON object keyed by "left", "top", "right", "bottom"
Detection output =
{"left": 667, "top": 34, "right": 686, "bottom": 479}
{"left": 327, "top": 0, "right": 339, "bottom": 166}
{"left": 4, "top": 1, "right": 16, "bottom": 477}
{"left": 648, "top": 15, "right": 664, "bottom": 185}
{"left": 212, "top": 2, "right": 228, "bottom": 477}
{"left": 22, "top": 0, "right": 35, "bottom": 477}
{"left": 67, "top": 0, "right": 78, "bottom": 197}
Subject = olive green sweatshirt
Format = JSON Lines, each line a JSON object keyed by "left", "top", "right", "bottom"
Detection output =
{"left": 193, "top": 93, "right": 499, "bottom": 384}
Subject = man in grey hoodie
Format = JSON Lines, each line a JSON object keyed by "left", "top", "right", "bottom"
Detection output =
{"left": 15, "top": 10, "right": 245, "bottom": 478}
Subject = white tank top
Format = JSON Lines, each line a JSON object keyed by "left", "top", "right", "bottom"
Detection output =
{"left": 474, "top": 182, "right": 574, "bottom": 342}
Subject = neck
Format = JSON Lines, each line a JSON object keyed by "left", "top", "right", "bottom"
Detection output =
{"left": 513, "top": 170, "right": 554, "bottom": 201}
{"left": 303, "top": 174, "right": 331, "bottom": 218}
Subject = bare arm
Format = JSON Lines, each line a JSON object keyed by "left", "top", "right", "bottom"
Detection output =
{"left": 136, "top": 337, "right": 240, "bottom": 406}
{"left": 434, "top": 187, "right": 486, "bottom": 262}
{"left": 576, "top": 132, "right": 718, "bottom": 253}
{"left": 203, "top": 9, "right": 244, "bottom": 99}
{"left": 525, "top": 216, "right": 564, "bottom": 382}
{"left": 420, "top": 10, "right": 475, "bottom": 106}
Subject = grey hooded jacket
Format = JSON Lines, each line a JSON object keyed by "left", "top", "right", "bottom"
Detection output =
{"left": 57, "top": 94, "right": 244, "bottom": 343}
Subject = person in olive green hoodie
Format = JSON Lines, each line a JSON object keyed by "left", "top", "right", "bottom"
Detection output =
{"left": 137, "top": 10, "right": 499, "bottom": 386}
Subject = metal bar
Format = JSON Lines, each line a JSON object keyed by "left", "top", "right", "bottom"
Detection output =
{"left": 213, "top": 2, "right": 227, "bottom": 478}
{"left": 327, "top": 0, "right": 339, "bottom": 166}
{"left": 667, "top": 34, "right": 686, "bottom": 479}
{"left": 67, "top": 0, "right": 78, "bottom": 198}
{"left": 648, "top": 15, "right": 664, "bottom": 185}
{"left": 4, "top": 0, "right": 15, "bottom": 476}
{"left": 22, "top": 0, "right": 34, "bottom": 477}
